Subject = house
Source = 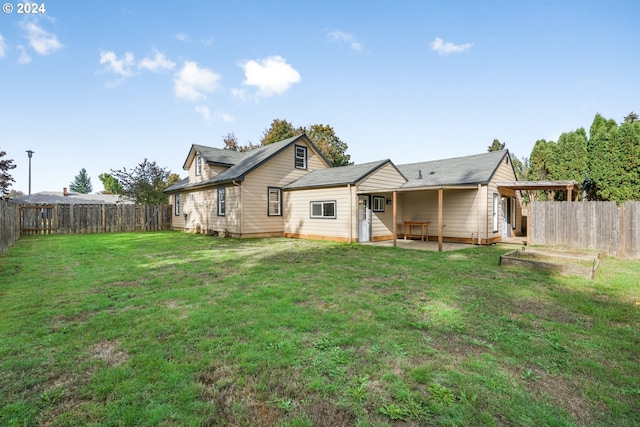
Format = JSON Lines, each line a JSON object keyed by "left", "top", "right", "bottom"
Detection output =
{"left": 11, "top": 188, "right": 132, "bottom": 205}
{"left": 163, "top": 134, "right": 523, "bottom": 245}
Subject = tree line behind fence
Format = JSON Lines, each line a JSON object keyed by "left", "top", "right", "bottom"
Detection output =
{"left": 0, "top": 201, "right": 172, "bottom": 254}
{"left": 529, "top": 201, "right": 640, "bottom": 259}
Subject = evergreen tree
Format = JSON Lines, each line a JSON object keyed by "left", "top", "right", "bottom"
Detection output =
{"left": 98, "top": 173, "right": 124, "bottom": 195}
{"left": 550, "top": 128, "right": 588, "bottom": 183}
{"left": 69, "top": 168, "right": 93, "bottom": 193}
{"left": 487, "top": 139, "right": 506, "bottom": 152}
{"left": 0, "top": 149, "right": 17, "bottom": 197}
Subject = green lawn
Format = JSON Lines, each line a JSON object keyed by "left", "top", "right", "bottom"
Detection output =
{"left": 1, "top": 232, "right": 639, "bottom": 427}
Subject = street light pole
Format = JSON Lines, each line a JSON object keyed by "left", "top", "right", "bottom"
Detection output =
{"left": 26, "top": 150, "right": 34, "bottom": 201}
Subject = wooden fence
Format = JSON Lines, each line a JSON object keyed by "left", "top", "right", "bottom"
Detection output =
{"left": 0, "top": 199, "right": 21, "bottom": 254}
{"left": 529, "top": 201, "right": 640, "bottom": 258}
{"left": 20, "top": 204, "right": 173, "bottom": 235}
{"left": 0, "top": 202, "right": 173, "bottom": 254}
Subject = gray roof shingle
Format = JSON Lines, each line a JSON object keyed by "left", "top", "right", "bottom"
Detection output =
{"left": 397, "top": 150, "right": 509, "bottom": 188}
{"left": 166, "top": 134, "right": 326, "bottom": 192}
{"left": 284, "top": 160, "right": 395, "bottom": 190}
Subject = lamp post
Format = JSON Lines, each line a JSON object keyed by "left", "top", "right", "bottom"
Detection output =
{"left": 26, "top": 150, "right": 34, "bottom": 200}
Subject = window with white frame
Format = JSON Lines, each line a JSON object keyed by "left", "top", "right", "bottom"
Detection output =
{"left": 217, "top": 187, "right": 225, "bottom": 216}
{"left": 295, "top": 145, "right": 307, "bottom": 169}
{"left": 195, "top": 155, "right": 202, "bottom": 176}
{"left": 310, "top": 201, "right": 336, "bottom": 219}
{"left": 268, "top": 187, "right": 281, "bottom": 216}
{"left": 174, "top": 194, "right": 180, "bottom": 215}
{"left": 492, "top": 193, "right": 499, "bottom": 232}
{"left": 511, "top": 197, "right": 516, "bottom": 229}
{"left": 373, "top": 196, "right": 385, "bottom": 212}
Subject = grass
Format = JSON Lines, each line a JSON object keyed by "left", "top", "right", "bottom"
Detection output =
{"left": 1, "top": 231, "right": 639, "bottom": 426}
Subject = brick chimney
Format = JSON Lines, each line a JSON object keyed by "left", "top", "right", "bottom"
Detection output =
{"left": 63, "top": 187, "right": 68, "bottom": 196}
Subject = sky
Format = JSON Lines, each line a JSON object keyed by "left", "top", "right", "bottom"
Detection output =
{"left": 1, "top": 0, "right": 639, "bottom": 194}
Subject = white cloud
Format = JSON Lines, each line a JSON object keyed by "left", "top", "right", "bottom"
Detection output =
{"left": 327, "top": 30, "right": 362, "bottom": 52}
{"left": 176, "top": 32, "right": 191, "bottom": 43}
{"left": 195, "top": 105, "right": 211, "bottom": 124}
{"left": 238, "top": 55, "right": 301, "bottom": 98}
{"left": 429, "top": 37, "right": 473, "bottom": 55}
{"left": 138, "top": 47, "right": 175, "bottom": 72}
{"left": 21, "top": 22, "right": 63, "bottom": 55}
{"left": 18, "top": 45, "right": 31, "bottom": 64}
{"left": 174, "top": 61, "right": 221, "bottom": 102}
{"left": 0, "top": 34, "right": 6, "bottom": 58}
{"left": 99, "top": 50, "right": 136, "bottom": 77}
{"left": 215, "top": 111, "right": 234, "bottom": 123}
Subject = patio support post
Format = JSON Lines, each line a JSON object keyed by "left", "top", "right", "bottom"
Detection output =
{"left": 392, "top": 191, "right": 397, "bottom": 247}
{"left": 438, "top": 188, "right": 443, "bottom": 252}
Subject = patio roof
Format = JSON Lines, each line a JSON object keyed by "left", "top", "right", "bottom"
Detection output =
{"left": 497, "top": 180, "right": 581, "bottom": 201}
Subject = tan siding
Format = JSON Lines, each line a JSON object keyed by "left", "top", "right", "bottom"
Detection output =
{"left": 242, "top": 142, "right": 329, "bottom": 235}
{"left": 188, "top": 160, "right": 228, "bottom": 185}
{"left": 170, "top": 193, "right": 186, "bottom": 229}
{"left": 486, "top": 154, "right": 522, "bottom": 238}
{"left": 398, "top": 189, "right": 480, "bottom": 240}
{"left": 370, "top": 193, "right": 396, "bottom": 239}
{"left": 284, "top": 186, "right": 353, "bottom": 240}
{"left": 358, "top": 163, "right": 406, "bottom": 190}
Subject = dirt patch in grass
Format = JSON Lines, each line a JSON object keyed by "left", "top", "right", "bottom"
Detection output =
{"left": 510, "top": 298, "right": 580, "bottom": 325}
{"left": 526, "top": 372, "right": 597, "bottom": 426}
{"left": 91, "top": 340, "right": 128, "bottom": 367}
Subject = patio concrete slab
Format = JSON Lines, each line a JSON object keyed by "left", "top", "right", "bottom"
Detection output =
{"left": 363, "top": 239, "right": 475, "bottom": 252}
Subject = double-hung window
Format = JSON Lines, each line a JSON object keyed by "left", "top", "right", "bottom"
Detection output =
{"left": 175, "top": 194, "right": 181, "bottom": 215}
{"left": 492, "top": 193, "right": 499, "bottom": 232}
{"left": 195, "top": 155, "right": 202, "bottom": 176}
{"left": 268, "top": 188, "right": 282, "bottom": 216}
{"left": 217, "top": 187, "right": 225, "bottom": 216}
{"left": 295, "top": 145, "right": 307, "bottom": 169}
{"left": 310, "top": 201, "right": 336, "bottom": 219}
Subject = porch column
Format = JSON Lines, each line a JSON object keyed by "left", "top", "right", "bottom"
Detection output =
{"left": 438, "top": 188, "right": 443, "bottom": 252}
{"left": 567, "top": 185, "right": 572, "bottom": 202}
{"left": 392, "top": 191, "right": 397, "bottom": 247}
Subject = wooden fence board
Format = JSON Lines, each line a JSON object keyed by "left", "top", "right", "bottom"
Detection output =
{"left": 530, "top": 201, "right": 640, "bottom": 259}
{"left": 0, "top": 200, "right": 20, "bottom": 254}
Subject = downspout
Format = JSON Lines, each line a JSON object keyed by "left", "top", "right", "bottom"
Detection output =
{"left": 348, "top": 184, "right": 353, "bottom": 243}
{"left": 233, "top": 180, "right": 241, "bottom": 237}
{"left": 477, "top": 184, "right": 482, "bottom": 244}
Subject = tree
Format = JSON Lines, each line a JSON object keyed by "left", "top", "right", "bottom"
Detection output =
{"left": 167, "top": 173, "right": 182, "bottom": 187}
{"left": 487, "top": 139, "right": 506, "bottom": 152}
{"left": 623, "top": 111, "right": 639, "bottom": 124}
{"left": 0, "top": 149, "right": 17, "bottom": 197}
{"left": 260, "top": 119, "right": 302, "bottom": 145}
{"left": 306, "top": 124, "right": 352, "bottom": 166}
{"left": 550, "top": 128, "right": 588, "bottom": 183}
{"left": 527, "top": 139, "right": 555, "bottom": 181}
{"left": 223, "top": 132, "right": 258, "bottom": 152}
{"left": 110, "top": 159, "right": 171, "bottom": 204}
{"left": 69, "top": 168, "right": 93, "bottom": 194}
{"left": 98, "top": 173, "right": 124, "bottom": 195}
{"left": 8, "top": 189, "right": 24, "bottom": 198}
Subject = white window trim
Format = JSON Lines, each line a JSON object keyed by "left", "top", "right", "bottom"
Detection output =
{"left": 492, "top": 193, "right": 499, "bottom": 233}
{"left": 310, "top": 200, "right": 336, "bottom": 219}
{"left": 195, "top": 155, "right": 202, "bottom": 176}
{"left": 511, "top": 197, "right": 516, "bottom": 229}
{"left": 295, "top": 145, "right": 307, "bottom": 170}
{"left": 217, "top": 187, "right": 225, "bottom": 216}
{"left": 373, "top": 196, "right": 385, "bottom": 212}
{"left": 175, "top": 194, "right": 180, "bottom": 216}
{"left": 268, "top": 187, "right": 282, "bottom": 216}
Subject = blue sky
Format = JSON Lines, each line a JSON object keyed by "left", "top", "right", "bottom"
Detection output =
{"left": 1, "top": 0, "right": 638, "bottom": 194}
